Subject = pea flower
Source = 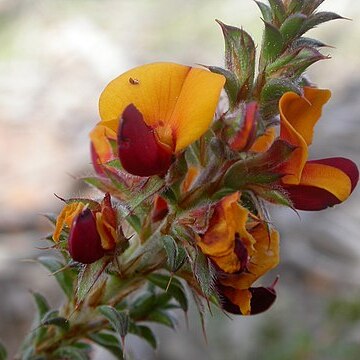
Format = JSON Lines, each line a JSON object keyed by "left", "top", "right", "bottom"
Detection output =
{"left": 196, "top": 192, "right": 279, "bottom": 315}
{"left": 90, "top": 62, "right": 225, "bottom": 177}
{"left": 53, "top": 193, "right": 119, "bottom": 264}
{"left": 279, "top": 88, "right": 359, "bottom": 210}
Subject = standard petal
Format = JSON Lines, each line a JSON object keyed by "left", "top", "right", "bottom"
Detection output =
{"left": 283, "top": 157, "right": 359, "bottom": 210}
{"left": 279, "top": 87, "right": 331, "bottom": 184}
{"left": 98, "top": 62, "right": 225, "bottom": 151}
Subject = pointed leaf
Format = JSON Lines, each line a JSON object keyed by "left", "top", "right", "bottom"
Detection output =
{"left": 129, "top": 324, "right": 157, "bottom": 349}
{"left": 31, "top": 292, "right": 50, "bottom": 319}
{"left": 147, "top": 274, "right": 188, "bottom": 312}
{"left": 88, "top": 332, "right": 124, "bottom": 359}
{"left": 280, "top": 13, "right": 307, "bottom": 43}
{"left": 302, "top": 0, "right": 326, "bottom": 15}
{"left": 255, "top": 1, "right": 272, "bottom": 22}
{"left": 287, "top": 0, "right": 305, "bottom": 14}
{"left": 76, "top": 257, "right": 110, "bottom": 305}
{"left": 38, "top": 256, "right": 75, "bottom": 299}
{"left": 162, "top": 235, "right": 178, "bottom": 271}
{"left": 300, "top": 12, "right": 345, "bottom": 35}
{"left": 147, "top": 310, "right": 176, "bottom": 328}
{"left": 98, "top": 306, "right": 129, "bottom": 339}
{"left": 208, "top": 66, "right": 239, "bottom": 107}
{"left": 292, "top": 37, "right": 328, "bottom": 49}
{"left": 261, "top": 78, "right": 301, "bottom": 103}
{"left": 260, "top": 21, "right": 284, "bottom": 66}
{"left": 268, "top": 0, "right": 286, "bottom": 23}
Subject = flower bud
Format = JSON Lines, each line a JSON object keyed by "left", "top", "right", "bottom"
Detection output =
{"left": 68, "top": 208, "right": 105, "bottom": 264}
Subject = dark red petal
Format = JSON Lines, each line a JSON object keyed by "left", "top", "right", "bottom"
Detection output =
{"left": 308, "top": 157, "right": 359, "bottom": 192}
{"left": 68, "top": 208, "right": 105, "bottom": 264}
{"left": 117, "top": 104, "right": 173, "bottom": 177}
{"left": 234, "top": 233, "right": 249, "bottom": 273}
{"left": 249, "top": 286, "right": 277, "bottom": 315}
{"left": 283, "top": 184, "right": 341, "bottom": 211}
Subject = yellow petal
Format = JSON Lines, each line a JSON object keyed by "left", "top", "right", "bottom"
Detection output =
{"left": 279, "top": 87, "right": 331, "bottom": 184}
{"left": 53, "top": 202, "right": 85, "bottom": 242}
{"left": 250, "top": 127, "right": 276, "bottom": 153}
{"left": 98, "top": 62, "right": 225, "bottom": 150}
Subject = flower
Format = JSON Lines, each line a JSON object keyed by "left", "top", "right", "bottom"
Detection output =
{"left": 53, "top": 193, "right": 119, "bottom": 264}
{"left": 278, "top": 87, "right": 359, "bottom": 210}
{"left": 196, "top": 192, "right": 279, "bottom": 315}
{"left": 90, "top": 62, "right": 225, "bottom": 177}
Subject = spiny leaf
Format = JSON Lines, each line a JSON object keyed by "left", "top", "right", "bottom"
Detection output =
{"left": 292, "top": 37, "right": 328, "bottom": 49}
{"left": 208, "top": 66, "right": 239, "bottom": 107}
{"left": 287, "top": 0, "right": 305, "bottom": 14}
{"left": 302, "top": 0, "right": 326, "bottom": 15}
{"left": 98, "top": 306, "right": 129, "bottom": 339}
{"left": 0, "top": 342, "right": 7, "bottom": 360}
{"left": 280, "top": 13, "right": 307, "bottom": 43}
{"left": 88, "top": 332, "right": 124, "bottom": 359}
{"left": 193, "top": 250, "right": 217, "bottom": 298}
{"left": 76, "top": 257, "right": 110, "bottom": 305}
{"left": 260, "top": 21, "right": 284, "bottom": 67}
{"left": 255, "top": 1, "right": 273, "bottom": 22}
{"left": 300, "top": 12, "right": 345, "bottom": 35}
{"left": 147, "top": 274, "right": 188, "bottom": 312}
{"left": 268, "top": 0, "right": 286, "bottom": 23}
{"left": 129, "top": 324, "right": 157, "bottom": 349}
{"left": 53, "top": 346, "right": 89, "bottom": 360}
{"left": 161, "top": 235, "right": 187, "bottom": 273}
{"left": 261, "top": 78, "right": 301, "bottom": 103}
{"left": 37, "top": 256, "right": 75, "bottom": 300}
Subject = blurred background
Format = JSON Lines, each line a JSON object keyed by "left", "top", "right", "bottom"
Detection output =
{"left": 0, "top": 0, "right": 359, "bottom": 358}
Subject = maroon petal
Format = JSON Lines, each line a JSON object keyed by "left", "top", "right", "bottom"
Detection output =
{"left": 283, "top": 185, "right": 340, "bottom": 211}
{"left": 249, "top": 286, "right": 277, "bottom": 315}
{"left": 68, "top": 208, "right": 105, "bottom": 264}
{"left": 118, "top": 104, "right": 173, "bottom": 177}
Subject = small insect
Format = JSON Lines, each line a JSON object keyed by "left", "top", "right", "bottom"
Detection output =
{"left": 129, "top": 77, "right": 140, "bottom": 85}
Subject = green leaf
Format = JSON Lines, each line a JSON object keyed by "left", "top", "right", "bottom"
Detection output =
{"left": 88, "top": 332, "right": 124, "bottom": 359}
{"left": 192, "top": 251, "right": 217, "bottom": 298}
{"left": 0, "top": 342, "right": 7, "bottom": 360}
{"left": 292, "top": 37, "right": 328, "bottom": 48}
{"left": 287, "top": 0, "right": 305, "bottom": 14}
{"left": 300, "top": 12, "right": 345, "bottom": 35}
{"left": 41, "top": 213, "right": 58, "bottom": 226}
{"left": 302, "top": 0, "right": 325, "bottom": 15}
{"left": 280, "top": 13, "right": 307, "bottom": 43}
{"left": 98, "top": 306, "right": 129, "bottom": 339}
{"left": 260, "top": 21, "right": 284, "bottom": 66}
{"left": 208, "top": 66, "right": 239, "bottom": 107}
{"left": 37, "top": 256, "right": 75, "bottom": 299}
{"left": 216, "top": 20, "right": 256, "bottom": 102}
{"left": 223, "top": 140, "right": 296, "bottom": 189}
{"left": 250, "top": 186, "right": 294, "bottom": 207}
{"left": 41, "top": 310, "right": 70, "bottom": 331}
{"left": 76, "top": 257, "right": 110, "bottom": 305}
{"left": 268, "top": 0, "right": 286, "bottom": 23}
{"left": 130, "top": 293, "right": 157, "bottom": 320}
{"left": 31, "top": 292, "right": 50, "bottom": 319}
{"left": 147, "top": 310, "right": 176, "bottom": 328}
{"left": 161, "top": 235, "right": 187, "bottom": 273}
{"left": 261, "top": 78, "right": 301, "bottom": 103}
{"left": 255, "top": 1, "right": 272, "bottom": 22}
{"left": 53, "top": 346, "right": 90, "bottom": 360}
{"left": 129, "top": 324, "right": 157, "bottom": 349}
{"left": 147, "top": 274, "right": 188, "bottom": 312}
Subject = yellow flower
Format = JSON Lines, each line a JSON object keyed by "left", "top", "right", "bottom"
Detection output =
{"left": 90, "top": 62, "right": 225, "bottom": 176}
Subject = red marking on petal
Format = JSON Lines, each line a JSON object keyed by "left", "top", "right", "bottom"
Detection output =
{"left": 230, "top": 102, "right": 258, "bottom": 152}
{"left": 68, "top": 208, "right": 105, "bottom": 264}
{"left": 118, "top": 104, "right": 173, "bottom": 177}
{"left": 234, "top": 233, "right": 249, "bottom": 273}
{"left": 284, "top": 184, "right": 341, "bottom": 211}
{"left": 308, "top": 157, "right": 359, "bottom": 192}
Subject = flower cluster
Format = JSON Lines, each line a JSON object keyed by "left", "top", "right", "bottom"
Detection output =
{"left": 18, "top": 1, "right": 359, "bottom": 358}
